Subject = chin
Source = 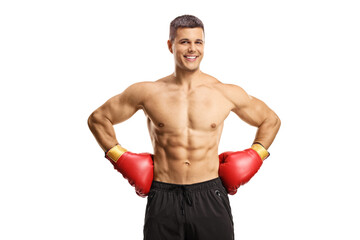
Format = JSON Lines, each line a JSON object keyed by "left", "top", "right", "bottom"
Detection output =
{"left": 181, "top": 63, "right": 200, "bottom": 71}
{"left": 184, "top": 66, "right": 200, "bottom": 72}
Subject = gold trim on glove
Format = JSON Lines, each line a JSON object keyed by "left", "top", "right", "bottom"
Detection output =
{"left": 106, "top": 145, "right": 127, "bottom": 162}
{"left": 251, "top": 143, "right": 269, "bottom": 161}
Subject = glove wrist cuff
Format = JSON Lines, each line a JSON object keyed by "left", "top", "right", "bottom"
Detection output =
{"left": 105, "top": 144, "right": 127, "bottom": 162}
{"left": 251, "top": 142, "right": 269, "bottom": 161}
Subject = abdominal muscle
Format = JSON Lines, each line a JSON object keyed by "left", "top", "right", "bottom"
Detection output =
{"left": 151, "top": 127, "right": 222, "bottom": 184}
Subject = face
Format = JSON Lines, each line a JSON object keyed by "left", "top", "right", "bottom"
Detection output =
{"left": 167, "top": 27, "right": 205, "bottom": 72}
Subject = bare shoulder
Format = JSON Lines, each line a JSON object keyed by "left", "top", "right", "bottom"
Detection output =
{"left": 206, "top": 75, "right": 251, "bottom": 108}
{"left": 203, "top": 73, "right": 244, "bottom": 91}
{"left": 123, "top": 77, "right": 167, "bottom": 99}
{"left": 125, "top": 80, "right": 155, "bottom": 93}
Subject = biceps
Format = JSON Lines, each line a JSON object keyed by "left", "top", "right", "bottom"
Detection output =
{"left": 97, "top": 93, "right": 141, "bottom": 125}
{"left": 232, "top": 96, "right": 270, "bottom": 127}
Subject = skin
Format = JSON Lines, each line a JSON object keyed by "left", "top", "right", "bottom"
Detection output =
{"left": 88, "top": 27, "right": 281, "bottom": 184}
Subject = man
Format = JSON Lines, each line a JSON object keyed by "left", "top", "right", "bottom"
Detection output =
{"left": 88, "top": 15, "right": 280, "bottom": 240}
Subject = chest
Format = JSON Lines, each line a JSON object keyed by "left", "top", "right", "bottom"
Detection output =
{"left": 143, "top": 87, "right": 232, "bottom": 131}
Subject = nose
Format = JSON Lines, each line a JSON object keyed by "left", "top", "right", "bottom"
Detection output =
{"left": 188, "top": 43, "right": 196, "bottom": 53}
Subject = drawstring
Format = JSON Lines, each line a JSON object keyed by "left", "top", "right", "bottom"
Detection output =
{"left": 184, "top": 191, "right": 193, "bottom": 206}
{"left": 180, "top": 186, "right": 192, "bottom": 215}
{"left": 181, "top": 186, "right": 193, "bottom": 206}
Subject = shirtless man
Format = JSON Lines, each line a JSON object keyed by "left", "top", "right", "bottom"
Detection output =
{"left": 88, "top": 15, "right": 280, "bottom": 240}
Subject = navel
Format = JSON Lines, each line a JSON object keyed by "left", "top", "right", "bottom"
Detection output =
{"left": 211, "top": 123, "right": 216, "bottom": 128}
{"left": 158, "top": 122, "right": 164, "bottom": 127}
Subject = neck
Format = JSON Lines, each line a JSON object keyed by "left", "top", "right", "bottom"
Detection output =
{"left": 172, "top": 67, "right": 202, "bottom": 90}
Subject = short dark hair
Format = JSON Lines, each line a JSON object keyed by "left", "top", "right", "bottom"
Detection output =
{"left": 169, "top": 15, "right": 204, "bottom": 43}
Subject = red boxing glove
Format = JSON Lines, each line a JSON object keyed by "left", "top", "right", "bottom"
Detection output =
{"left": 219, "top": 144, "right": 269, "bottom": 195}
{"left": 105, "top": 145, "right": 153, "bottom": 197}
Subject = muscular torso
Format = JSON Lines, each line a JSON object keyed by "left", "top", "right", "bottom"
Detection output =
{"left": 141, "top": 74, "right": 234, "bottom": 184}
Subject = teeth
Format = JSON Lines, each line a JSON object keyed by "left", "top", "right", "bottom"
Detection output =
{"left": 186, "top": 56, "right": 196, "bottom": 59}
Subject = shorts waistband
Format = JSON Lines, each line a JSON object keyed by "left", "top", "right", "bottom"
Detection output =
{"left": 151, "top": 177, "right": 224, "bottom": 192}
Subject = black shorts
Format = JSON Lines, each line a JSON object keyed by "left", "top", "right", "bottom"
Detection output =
{"left": 143, "top": 178, "right": 234, "bottom": 240}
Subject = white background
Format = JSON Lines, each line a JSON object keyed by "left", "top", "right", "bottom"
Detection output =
{"left": 1, "top": 0, "right": 359, "bottom": 239}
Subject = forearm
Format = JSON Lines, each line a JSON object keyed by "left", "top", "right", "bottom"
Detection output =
{"left": 253, "top": 115, "right": 281, "bottom": 149}
{"left": 88, "top": 112, "right": 119, "bottom": 152}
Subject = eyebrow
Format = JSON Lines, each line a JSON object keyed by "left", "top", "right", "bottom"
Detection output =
{"left": 179, "top": 38, "right": 204, "bottom": 42}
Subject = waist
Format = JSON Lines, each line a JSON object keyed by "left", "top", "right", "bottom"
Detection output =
{"left": 153, "top": 156, "right": 219, "bottom": 184}
{"left": 150, "top": 177, "right": 224, "bottom": 193}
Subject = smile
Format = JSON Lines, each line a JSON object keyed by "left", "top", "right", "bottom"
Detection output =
{"left": 184, "top": 55, "right": 198, "bottom": 61}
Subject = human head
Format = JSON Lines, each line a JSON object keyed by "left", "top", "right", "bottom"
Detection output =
{"left": 169, "top": 15, "right": 205, "bottom": 43}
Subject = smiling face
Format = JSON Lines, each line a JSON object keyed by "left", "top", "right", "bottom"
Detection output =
{"left": 167, "top": 27, "right": 205, "bottom": 72}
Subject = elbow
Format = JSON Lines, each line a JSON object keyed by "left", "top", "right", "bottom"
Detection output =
{"left": 263, "top": 112, "right": 281, "bottom": 130}
{"left": 272, "top": 114, "right": 281, "bottom": 131}
{"left": 88, "top": 110, "right": 113, "bottom": 131}
{"left": 87, "top": 112, "right": 95, "bottom": 131}
{"left": 87, "top": 111, "right": 102, "bottom": 130}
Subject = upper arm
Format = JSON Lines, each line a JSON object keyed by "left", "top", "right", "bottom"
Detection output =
{"left": 226, "top": 84, "right": 277, "bottom": 127}
{"left": 93, "top": 82, "right": 150, "bottom": 125}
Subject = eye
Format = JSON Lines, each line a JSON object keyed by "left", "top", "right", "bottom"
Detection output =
{"left": 196, "top": 41, "right": 203, "bottom": 45}
{"left": 181, "top": 41, "right": 189, "bottom": 44}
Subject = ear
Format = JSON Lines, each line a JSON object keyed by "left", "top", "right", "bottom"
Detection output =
{"left": 167, "top": 40, "right": 173, "bottom": 54}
